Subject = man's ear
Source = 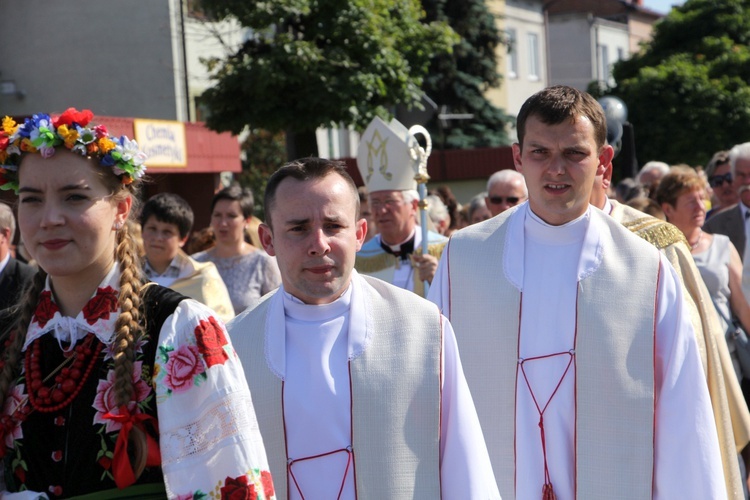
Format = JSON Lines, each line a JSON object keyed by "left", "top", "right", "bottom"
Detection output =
{"left": 258, "top": 223, "right": 275, "bottom": 256}
{"left": 410, "top": 198, "right": 419, "bottom": 213}
{"left": 597, "top": 145, "right": 615, "bottom": 177}
{"left": 512, "top": 143, "right": 523, "bottom": 173}
{"left": 354, "top": 218, "right": 367, "bottom": 252}
{"left": 178, "top": 234, "right": 189, "bottom": 248}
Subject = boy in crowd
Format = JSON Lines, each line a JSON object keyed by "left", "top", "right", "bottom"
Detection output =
{"left": 140, "top": 193, "right": 234, "bottom": 321}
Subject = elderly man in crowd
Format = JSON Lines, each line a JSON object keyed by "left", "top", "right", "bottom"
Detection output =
{"left": 230, "top": 157, "right": 499, "bottom": 499}
{"left": 0, "top": 202, "right": 34, "bottom": 311}
{"left": 354, "top": 117, "right": 447, "bottom": 297}
{"left": 704, "top": 142, "right": 750, "bottom": 300}
{"left": 485, "top": 169, "right": 527, "bottom": 216}
{"left": 637, "top": 160, "right": 670, "bottom": 199}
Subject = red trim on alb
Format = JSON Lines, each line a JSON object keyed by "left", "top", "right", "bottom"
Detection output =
{"left": 281, "top": 366, "right": 356, "bottom": 499}
{"left": 651, "top": 262, "right": 661, "bottom": 498}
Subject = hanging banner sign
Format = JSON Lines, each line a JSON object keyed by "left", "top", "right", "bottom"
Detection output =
{"left": 133, "top": 119, "right": 187, "bottom": 167}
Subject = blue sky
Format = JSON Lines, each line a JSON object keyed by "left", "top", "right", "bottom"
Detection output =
{"left": 644, "top": 0, "right": 686, "bottom": 14}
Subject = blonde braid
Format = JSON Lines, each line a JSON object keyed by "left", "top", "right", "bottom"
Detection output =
{"left": 0, "top": 270, "right": 47, "bottom": 410}
{"left": 112, "top": 222, "right": 145, "bottom": 408}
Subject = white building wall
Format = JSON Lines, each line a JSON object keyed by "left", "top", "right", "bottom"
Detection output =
{"left": 547, "top": 13, "right": 629, "bottom": 91}
{"left": 593, "top": 20, "right": 629, "bottom": 87}
{"left": 0, "top": 0, "right": 178, "bottom": 119}
{"left": 504, "top": 0, "right": 547, "bottom": 139}
{"left": 548, "top": 15, "right": 595, "bottom": 90}
{"left": 181, "top": 3, "right": 248, "bottom": 122}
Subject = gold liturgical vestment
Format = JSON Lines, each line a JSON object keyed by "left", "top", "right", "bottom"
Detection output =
{"left": 611, "top": 200, "right": 750, "bottom": 500}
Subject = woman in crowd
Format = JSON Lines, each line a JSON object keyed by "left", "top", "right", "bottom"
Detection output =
{"left": 0, "top": 109, "right": 273, "bottom": 499}
{"left": 192, "top": 185, "right": 280, "bottom": 314}
{"left": 656, "top": 170, "right": 750, "bottom": 382}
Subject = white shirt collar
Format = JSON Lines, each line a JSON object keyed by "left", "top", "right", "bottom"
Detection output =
{"left": 24, "top": 263, "right": 122, "bottom": 351}
{"left": 504, "top": 203, "right": 602, "bottom": 291}
{"left": 264, "top": 271, "right": 370, "bottom": 380}
{"left": 740, "top": 203, "right": 750, "bottom": 223}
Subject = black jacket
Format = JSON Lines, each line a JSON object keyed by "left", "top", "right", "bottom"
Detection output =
{"left": 0, "top": 257, "right": 35, "bottom": 311}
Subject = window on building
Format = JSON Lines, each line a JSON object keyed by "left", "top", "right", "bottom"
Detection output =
{"left": 506, "top": 29, "right": 518, "bottom": 79}
{"left": 598, "top": 44, "right": 610, "bottom": 84}
{"left": 528, "top": 33, "right": 540, "bottom": 81}
{"left": 187, "top": 0, "right": 216, "bottom": 21}
{"left": 194, "top": 94, "right": 211, "bottom": 123}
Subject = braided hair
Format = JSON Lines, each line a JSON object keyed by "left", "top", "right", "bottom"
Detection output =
{"left": 0, "top": 150, "right": 148, "bottom": 475}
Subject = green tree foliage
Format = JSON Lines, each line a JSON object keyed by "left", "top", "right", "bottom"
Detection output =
{"left": 420, "top": 0, "right": 512, "bottom": 149}
{"left": 198, "top": 0, "right": 458, "bottom": 158}
{"left": 236, "top": 129, "right": 287, "bottom": 220}
{"left": 610, "top": 0, "right": 750, "bottom": 167}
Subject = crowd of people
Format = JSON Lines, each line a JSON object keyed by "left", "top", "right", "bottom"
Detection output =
{"left": 0, "top": 85, "right": 749, "bottom": 498}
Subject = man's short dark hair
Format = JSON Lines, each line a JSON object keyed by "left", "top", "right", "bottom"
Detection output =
{"left": 140, "top": 192, "right": 194, "bottom": 239}
{"left": 211, "top": 184, "right": 255, "bottom": 219}
{"left": 264, "top": 157, "right": 359, "bottom": 228}
{"left": 516, "top": 85, "right": 607, "bottom": 150}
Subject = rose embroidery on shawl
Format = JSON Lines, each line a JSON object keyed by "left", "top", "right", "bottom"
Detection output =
{"left": 92, "top": 361, "right": 151, "bottom": 433}
{"left": 164, "top": 345, "right": 205, "bottom": 393}
{"left": 33, "top": 291, "right": 59, "bottom": 328}
{"left": 98, "top": 454, "right": 112, "bottom": 471}
{"left": 13, "top": 465, "right": 25, "bottom": 484}
{"left": 1, "top": 383, "right": 26, "bottom": 448}
{"left": 194, "top": 316, "right": 229, "bottom": 368}
{"left": 175, "top": 492, "right": 209, "bottom": 500}
{"left": 261, "top": 470, "right": 274, "bottom": 498}
{"left": 220, "top": 475, "right": 256, "bottom": 500}
{"left": 82, "top": 286, "right": 119, "bottom": 325}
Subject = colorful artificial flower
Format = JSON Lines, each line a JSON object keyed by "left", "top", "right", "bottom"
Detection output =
{"left": 0, "top": 108, "right": 147, "bottom": 193}
{"left": 2, "top": 117, "right": 17, "bottom": 135}
{"left": 0, "top": 167, "right": 15, "bottom": 192}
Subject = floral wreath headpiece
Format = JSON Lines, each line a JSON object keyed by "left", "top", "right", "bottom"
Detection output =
{"left": 0, "top": 108, "right": 147, "bottom": 193}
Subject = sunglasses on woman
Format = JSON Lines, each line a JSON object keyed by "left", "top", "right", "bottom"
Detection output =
{"left": 708, "top": 172, "right": 732, "bottom": 188}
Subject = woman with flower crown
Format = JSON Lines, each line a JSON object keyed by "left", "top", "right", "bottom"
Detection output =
{"left": 0, "top": 109, "right": 275, "bottom": 499}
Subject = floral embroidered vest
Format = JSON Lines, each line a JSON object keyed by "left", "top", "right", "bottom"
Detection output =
{"left": 0, "top": 285, "right": 184, "bottom": 499}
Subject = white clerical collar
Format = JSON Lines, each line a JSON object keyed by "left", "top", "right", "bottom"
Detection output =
{"left": 504, "top": 204, "right": 602, "bottom": 291}
{"left": 282, "top": 283, "right": 352, "bottom": 322}
{"left": 265, "top": 271, "right": 370, "bottom": 380}
{"left": 525, "top": 206, "right": 589, "bottom": 246}
{"left": 602, "top": 197, "right": 613, "bottom": 215}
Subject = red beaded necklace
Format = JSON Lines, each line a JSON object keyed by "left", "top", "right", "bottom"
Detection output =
{"left": 25, "top": 334, "right": 104, "bottom": 413}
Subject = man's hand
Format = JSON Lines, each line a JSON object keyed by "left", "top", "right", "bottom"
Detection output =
{"left": 411, "top": 253, "right": 439, "bottom": 284}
